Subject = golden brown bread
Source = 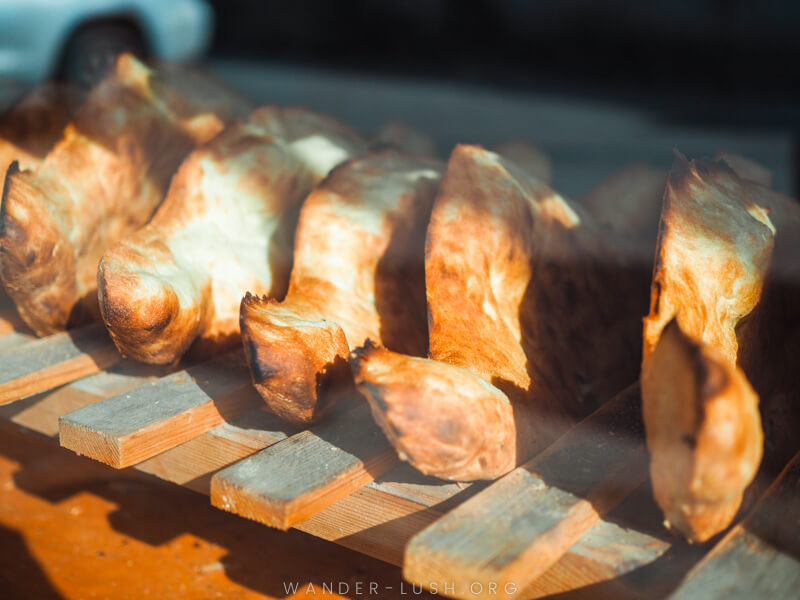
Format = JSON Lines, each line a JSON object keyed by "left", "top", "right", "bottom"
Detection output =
{"left": 0, "top": 54, "right": 249, "bottom": 335}
{"left": 350, "top": 144, "right": 649, "bottom": 480}
{"left": 0, "top": 83, "right": 82, "bottom": 174}
{"left": 352, "top": 342, "right": 519, "bottom": 479}
{"left": 240, "top": 150, "right": 443, "bottom": 426}
{"left": 642, "top": 152, "right": 800, "bottom": 543}
{"left": 642, "top": 319, "right": 762, "bottom": 543}
{"left": 98, "top": 106, "right": 366, "bottom": 364}
{"left": 643, "top": 156, "right": 775, "bottom": 365}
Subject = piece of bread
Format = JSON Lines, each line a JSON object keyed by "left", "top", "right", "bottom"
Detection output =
{"left": 240, "top": 150, "right": 443, "bottom": 426}
{"left": 98, "top": 106, "right": 366, "bottom": 364}
{"left": 0, "top": 54, "right": 249, "bottom": 335}
{"left": 350, "top": 145, "right": 649, "bottom": 480}
{"left": 642, "top": 319, "right": 762, "bottom": 543}
{"left": 0, "top": 83, "right": 82, "bottom": 174}
{"left": 640, "top": 153, "right": 800, "bottom": 543}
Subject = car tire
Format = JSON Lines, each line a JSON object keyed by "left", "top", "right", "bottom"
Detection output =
{"left": 58, "top": 22, "right": 146, "bottom": 88}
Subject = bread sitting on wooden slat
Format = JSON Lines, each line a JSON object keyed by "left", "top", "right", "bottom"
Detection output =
{"left": 240, "top": 150, "right": 443, "bottom": 426}
{"left": 641, "top": 152, "right": 800, "bottom": 543}
{"left": 0, "top": 54, "right": 249, "bottom": 336}
{"left": 351, "top": 144, "right": 650, "bottom": 480}
{"left": 98, "top": 106, "right": 366, "bottom": 364}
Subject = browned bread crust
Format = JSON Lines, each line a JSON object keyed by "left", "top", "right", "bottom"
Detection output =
{"left": 641, "top": 152, "right": 800, "bottom": 543}
{"left": 352, "top": 341, "right": 519, "bottom": 480}
{"left": 642, "top": 319, "right": 762, "bottom": 543}
{"left": 351, "top": 144, "right": 649, "bottom": 481}
{"left": 0, "top": 54, "right": 248, "bottom": 335}
{"left": 98, "top": 106, "right": 366, "bottom": 364}
{"left": 643, "top": 156, "right": 775, "bottom": 365}
{"left": 240, "top": 151, "right": 443, "bottom": 426}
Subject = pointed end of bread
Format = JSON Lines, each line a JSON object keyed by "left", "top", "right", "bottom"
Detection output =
{"left": 0, "top": 164, "right": 80, "bottom": 335}
{"left": 98, "top": 244, "right": 202, "bottom": 365}
{"left": 0, "top": 159, "right": 20, "bottom": 236}
{"left": 642, "top": 319, "right": 763, "bottom": 543}
{"left": 350, "top": 346, "right": 518, "bottom": 481}
{"left": 240, "top": 295, "right": 351, "bottom": 426}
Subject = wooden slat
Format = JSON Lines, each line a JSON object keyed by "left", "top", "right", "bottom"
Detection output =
{"left": 136, "top": 408, "right": 293, "bottom": 493}
{"left": 404, "top": 384, "right": 648, "bottom": 600}
{"left": 0, "top": 332, "right": 35, "bottom": 353}
{"left": 0, "top": 361, "right": 172, "bottom": 435}
{"left": 211, "top": 402, "right": 398, "bottom": 529}
{"left": 1, "top": 339, "right": 708, "bottom": 597}
{"left": 58, "top": 351, "right": 260, "bottom": 468}
{"left": 0, "top": 323, "right": 120, "bottom": 405}
{"left": 668, "top": 451, "right": 800, "bottom": 599}
{"left": 4, "top": 367, "right": 693, "bottom": 596}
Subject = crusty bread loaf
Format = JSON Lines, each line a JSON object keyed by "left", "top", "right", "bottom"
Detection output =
{"left": 240, "top": 150, "right": 442, "bottom": 425}
{"left": 641, "top": 152, "right": 800, "bottom": 543}
{"left": 642, "top": 156, "right": 775, "bottom": 365}
{"left": 351, "top": 144, "right": 649, "bottom": 480}
{"left": 642, "top": 318, "right": 762, "bottom": 543}
{"left": 99, "top": 106, "right": 366, "bottom": 364}
{"left": 0, "top": 54, "right": 249, "bottom": 335}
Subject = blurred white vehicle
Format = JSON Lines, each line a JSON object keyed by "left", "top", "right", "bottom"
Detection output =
{"left": 0, "top": 0, "right": 213, "bottom": 86}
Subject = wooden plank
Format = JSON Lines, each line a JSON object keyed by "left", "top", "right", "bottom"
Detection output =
{"left": 404, "top": 383, "right": 648, "bottom": 600}
{"left": 58, "top": 351, "right": 260, "bottom": 468}
{"left": 136, "top": 409, "right": 294, "bottom": 493}
{"left": 0, "top": 332, "right": 34, "bottom": 353}
{"left": 3, "top": 365, "right": 686, "bottom": 595}
{"left": 535, "top": 479, "right": 706, "bottom": 600}
{"left": 211, "top": 402, "right": 398, "bottom": 530}
{"left": 668, "top": 451, "right": 800, "bottom": 599}
{"left": 523, "top": 513, "right": 669, "bottom": 599}
{"left": 1, "top": 354, "right": 695, "bottom": 597}
{"left": 0, "top": 361, "right": 172, "bottom": 436}
{"left": 0, "top": 323, "right": 120, "bottom": 405}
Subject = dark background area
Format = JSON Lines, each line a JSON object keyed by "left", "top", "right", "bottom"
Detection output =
{"left": 208, "top": 0, "right": 800, "bottom": 133}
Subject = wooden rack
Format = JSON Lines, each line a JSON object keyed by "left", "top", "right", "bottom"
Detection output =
{"left": 0, "top": 290, "right": 797, "bottom": 599}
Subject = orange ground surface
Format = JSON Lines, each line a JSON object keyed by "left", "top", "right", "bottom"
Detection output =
{"left": 0, "top": 421, "right": 430, "bottom": 600}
